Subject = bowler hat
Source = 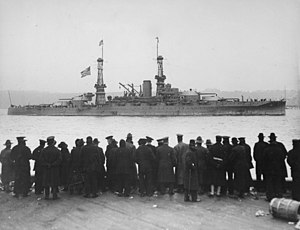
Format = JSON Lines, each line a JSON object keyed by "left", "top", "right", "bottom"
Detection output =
{"left": 3, "top": 140, "right": 12, "bottom": 145}
{"left": 127, "top": 133, "right": 133, "bottom": 138}
{"left": 105, "top": 135, "right": 113, "bottom": 140}
{"left": 258, "top": 133, "right": 264, "bottom": 137}
{"left": 205, "top": 139, "right": 212, "bottom": 146}
{"left": 93, "top": 138, "right": 100, "bottom": 144}
{"left": 269, "top": 133, "right": 277, "bottom": 139}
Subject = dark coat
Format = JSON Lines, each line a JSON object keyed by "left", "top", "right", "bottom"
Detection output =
{"left": 183, "top": 148, "right": 198, "bottom": 190}
{"left": 240, "top": 143, "right": 253, "bottom": 169}
{"left": 157, "top": 144, "right": 176, "bottom": 183}
{"left": 81, "top": 143, "right": 101, "bottom": 173}
{"left": 287, "top": 146, "right": 300, "bottom": 179}
{"left": 126, "top": 142, "right": 137, "bottom": 181}
{"left": 230, "top": 145, "right": 252, "bottom": 192}
{"left": 174, "top": 142, "right": 189, "bottom": 185}
{"left": 263, "top": 142, "right": 287, "bottom": 177}
{"left": 40, "top": 145, "right": 62, "bottom": 187}
{"left": 223, "top": 143, "right": 233, "bottom": 171}
{"left": 253, "top": 141, "right": 268, "bottom": 175}
{"left": 11, "top": 144, "right": 31, "bottom": 194}
{"left": 195, "top": 145, "right": 208, "bottom": 185}
{"left": 32, "top": 146, "right": 44, "bottom": 171}
{"left": 146, "top": 143, "right": 158, "bottom": 173}
{"left": 135, "top": 145, "right": 156, "bottom": 174}
{"left": 115, "top": 147, "right": 134, "bottom": 175}
{"left": 96, "top": 146, "right": 106, "bottom": 174}
{"left": 60, "top": 147, "right": 70, "bottom": 185}
{"left": 70, "top": 146, "right": 82, "bottom": 172}
{"left": 287, "top": 145, "right": 300, "bottom": 201}
{"left": 105, "top": 143, "right": 118, "bottom": 175}
{"left": 0, "top": 148, "right": 14, "bottom": 184}
{"left": 206, "top": 142, "right": 226, "bottom": 186}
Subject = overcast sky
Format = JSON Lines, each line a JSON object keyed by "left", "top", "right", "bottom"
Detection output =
{"left": 0, "top": 0, "right": 299, "bottom": 94}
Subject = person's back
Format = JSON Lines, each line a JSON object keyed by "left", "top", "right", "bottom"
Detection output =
{"left": 136, "top": 144, "right": 155, "bottom": 173}
{"left": 264, "top": 142, "right": 285, "bottom": 176}
{"left": 81, "top": 143, "right": 101, "bottom": 172}
{"left": 115, "top": 145, "right": 132, "bottom": 175}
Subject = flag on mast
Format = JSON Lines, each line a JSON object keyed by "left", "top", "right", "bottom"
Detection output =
{"left": 99, "top": 40, "right": 103, "bottom": 46}
{"left": 80, "top": 66, "right": 91, "bottom": 78}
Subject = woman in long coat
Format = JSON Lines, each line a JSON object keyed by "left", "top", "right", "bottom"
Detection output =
{"left": 184, "top": 140, "right": 199, "bottom": 202}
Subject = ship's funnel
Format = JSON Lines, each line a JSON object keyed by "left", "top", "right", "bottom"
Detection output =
{"left": 143, "top": 80, "right": 152, "bottom": 97}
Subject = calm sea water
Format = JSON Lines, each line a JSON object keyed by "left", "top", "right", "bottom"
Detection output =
{"left": 0, "top": 108, "right": 299, "bottom": 178}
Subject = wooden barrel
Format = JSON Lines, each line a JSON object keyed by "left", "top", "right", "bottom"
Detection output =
{"left": 269, "top": 198, "right": 300, "bottom": 221}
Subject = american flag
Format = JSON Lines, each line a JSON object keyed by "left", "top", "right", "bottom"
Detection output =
{"left": 99, "top": 40, "right": 103, "bottom": 46}
{"left": 80, "top": 66, "right": 91, "bottom": 78}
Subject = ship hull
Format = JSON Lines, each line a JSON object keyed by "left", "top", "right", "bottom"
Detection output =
{"left": 7, "top": 100, "right": 286, "bottom": 116}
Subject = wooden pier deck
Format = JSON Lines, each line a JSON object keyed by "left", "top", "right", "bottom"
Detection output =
{"left": 0, "top": 190, "right": 296, "bottom": 230}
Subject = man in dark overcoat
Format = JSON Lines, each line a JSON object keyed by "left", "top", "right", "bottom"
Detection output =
{"left": 268, "top": 133, "right": 288, "bottom": 193}
{"left": 253, "top": 133, "right": 268, "bottom": 191}
{"left": 263, "top": 133, "right": 287, "bottom": 201}
{"left": 126, "top": 133, "right": 138, "bottom": 192}
{"left": 69, "top": 139, "right": 84, "bottom": 194}
{"left": 195, "top": 136, "right": 208, "bottom": 194}
{"left": 206, "top": 135, "right": 226, "bottom": 197}
{"left": 157, "top": 137, "right": 176, "bottom": 195}
{"left": 10, "top": 136, "right": 31, "bottom": 197}
{"left": 184, "top": 140, "right": 199, "bottom": 202}
{"left": 115, "top": 139, "right": 134, "bottom": 197}
{"left": 287, "top": 139, "right": 300, "bottom": 201}
{"left": 238, "top": 137, "right": 253, "bottom": 192}
{"left": 174, "top": 134, "right": 189, "bottom": 193}
{"left": 135, "top": 138, "right": 156, "bottom": 196}
{"left": 81, "top": 136, "right": 102, "bottom": 198}
{"left": 229, "top": 137, "right": 251, "bottom": 198}
{"left": 40, "top": 136, "right": 62, "bottom": 199}
{"left": 222, "top": 136, "right": 233, "bottom": 195}
{"left": 58, "top": 141, "right": 70, "bottom": 191}
{"left": 0, "top": 140, "right": 14, "bottom": 193}
{"left": 32, "top": 139, "right": 46, "bottom": 194}
{"left": 105, "top": 135, "right": 114, "bottom": 191}
{"left": 93, "top": 138, "right": 106, "bottom": 193}
{"left": 146, "top": 136, "right": 158, "bottom": 192}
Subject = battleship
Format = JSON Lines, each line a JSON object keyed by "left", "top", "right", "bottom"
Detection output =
{"left": 8, "top": 39, "right": 286, "bottom": 116}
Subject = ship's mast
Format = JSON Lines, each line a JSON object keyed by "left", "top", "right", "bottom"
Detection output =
{"left": 95, "top": 40, "right": 106, "bottom": 105}
{"left": 155, "top": 37, "right": 166, "bottom": 96}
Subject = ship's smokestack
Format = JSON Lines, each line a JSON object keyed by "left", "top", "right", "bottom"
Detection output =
{"left": 143, "top": 80, "right": 152, "bottom": 97}
{"left": 95, "top": 57, "right": 106, "bottom": 105}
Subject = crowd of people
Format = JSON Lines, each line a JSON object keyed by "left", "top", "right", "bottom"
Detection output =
{"left": 0, "top": 132, "right": 299, "bottom": 203}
